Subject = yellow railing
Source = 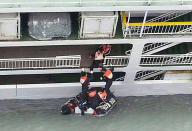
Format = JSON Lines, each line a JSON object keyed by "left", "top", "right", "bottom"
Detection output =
{"left": 129, "top": 22, "right": 192, "bottom": 26}
{"left": 122, "top": 11, "right": 127, "bottom": 26}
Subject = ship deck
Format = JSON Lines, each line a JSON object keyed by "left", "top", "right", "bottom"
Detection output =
{"left": 0, "top": 44, "right": 124, "bottom": 68}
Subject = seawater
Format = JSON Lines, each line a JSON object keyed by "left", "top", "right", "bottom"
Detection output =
{"left": 1, "top": 95, "right": 192, "bottom": 131}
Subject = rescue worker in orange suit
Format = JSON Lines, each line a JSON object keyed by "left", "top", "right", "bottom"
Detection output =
{"left": 90, "top": 48, "right": 104, "bottom": 71}
{"left": 87, "top": 87, "right": 107, "bottom": 110}
{"left": 100, "top": 44, "right": 111, "bottom": 56}
{"left": 80, "top": 68, "right": 93, "bottom": 103}
{"left": 100, "top": 67, "right": 114, "bottom": 94}
{"left": 80, "top": 69, "right": 107, "bottom": 114}
{"left": 61, "top": 87, "right": 109, "bottom": 115}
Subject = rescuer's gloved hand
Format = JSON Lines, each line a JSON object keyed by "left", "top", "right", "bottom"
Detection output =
{"left": 79, "top": 101, "right": 88, "bottom": 111}
{"left": 82, "top": 68, "right": 85, "bottom": 72}
{"left": 79, "top": 101, "right": 87, "bottom": 108}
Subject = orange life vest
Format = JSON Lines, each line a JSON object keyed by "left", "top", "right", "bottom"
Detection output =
{"left": 104, "top": 69, "right": 113, "bottom": 79}
{"left": 88, "top": 90, "right": 97, "bottom": 97}
{"left": 80, "top": 76, "right": 88, "bottom": 84}
{"left": 98, "top": 90, "right": 107, "bottom": 100}
{"left": 102, "top": 45, "right": 111, "bottom": 54}
{"left": 67, "top": 103, "right": 74, "bottom": 113}
{"left": 88, "top": 90, "right": 107, "bottom": 100}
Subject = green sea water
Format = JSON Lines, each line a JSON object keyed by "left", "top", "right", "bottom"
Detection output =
{"left": 1, "top": 95, "right": 192, "bottom": 131}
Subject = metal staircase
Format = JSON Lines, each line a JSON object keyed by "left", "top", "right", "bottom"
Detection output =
{"left": 125, "top": 11, "right": 192, "bottom": 81}
{"left": 138, "top": 25, "right": 192, "bottom": 55}
{"left": 135, "top": 70, "right": 166, "bottom": 81}
{"left": 143, "top": 42, "right": 175, "bottom": 55}
{"left": 128, "top": 11, "right": 192, "bottom": 81}
{"left": 129, "top": 10, "right": 192, "bottom": 35}
{"left": 143, "top": 38, "right": 187, "bottom": 55}
{"left": 135, "top": 51, "right": 192, "bottom": 81}
{"left": 146, "top": 10, "right": 191, "bottom": 23}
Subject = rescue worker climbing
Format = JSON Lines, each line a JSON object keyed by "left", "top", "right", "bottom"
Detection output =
{"left": 90, "top": 48, "right": 104, "bottom": 71}
{"left": 100, "top": 67, "right": 114, "bottom": 94}
{"left": 80, "top": 68, "right": 93, "bottom": 103}
{"left": 100, "top": 44, "right": 111, "bottom": 56}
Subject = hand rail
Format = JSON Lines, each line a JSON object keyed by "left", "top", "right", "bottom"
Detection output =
{"left": 140, "top": 54, "right": 192, "bottom": 66}
{"left": 0, "top": 55, "right": 81, "bottom": 70}
{"left": 122, "top": 10, "right": 192, "bottom": 37}
{"left": 129, "top": 22, "right": 192, "bottom": 35}
{"left": 135, "top": 70, "right": 165, "bottom": 80}
{"left": 103, "top": 55, "right": 130, "bottom": 67}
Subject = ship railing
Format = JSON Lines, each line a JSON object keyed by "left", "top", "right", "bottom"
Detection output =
{"left": 128, "top": 11, "right": 191, "bottom": 32}
{"left": 163, "top": 52, "right": 192, "bottom": 63}
{"left": 0, "top": 55, "right": 81, "bottom": 70}
{"left": 135, "top": 70, "right": 166, "bottom": 80}
{"left": 128, "top": 22, "right": 192, "bottom": 36}
{"left": 115, "top": 70, "right": 166, "bottom": 81}
{"left": 122, "top": 10, "right": 192, "bottom": 38}
{"left": 146, "top": 10, "right": 191, "bottom": 23}
{"left": 142, "top": 42, "right": 173, "bottom": 54}
{"left": 103, "top": 55, "right": 130, "bottom": 67}
{"left": 124, "top": 23, "right": 192, "bottom": 55}
{"left": 140, "top": 54, "right": 192, "bottom": 66}
{"left": 125, "top": 42, "right": 173, "bottom": 56}
{"left": 127, "top": 41, "right": 186, "bottom": 55}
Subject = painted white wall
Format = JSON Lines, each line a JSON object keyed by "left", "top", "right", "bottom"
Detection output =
{"left": 1, "top": 80, "right": 192, "bottom": 99}
{"left": 164, "top": 71, "right": 192, "bottom": 80}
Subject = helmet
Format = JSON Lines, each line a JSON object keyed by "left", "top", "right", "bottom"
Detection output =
{"left": 61, "top": 105, "right": 72, "bottom": 115}
{"left": 81, "top": 71, "right": 87, "bottom": 77}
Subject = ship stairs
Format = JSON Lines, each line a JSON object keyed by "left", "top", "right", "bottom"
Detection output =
{"left": 123, "top": 10, "right": 192, "bottom": 81}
